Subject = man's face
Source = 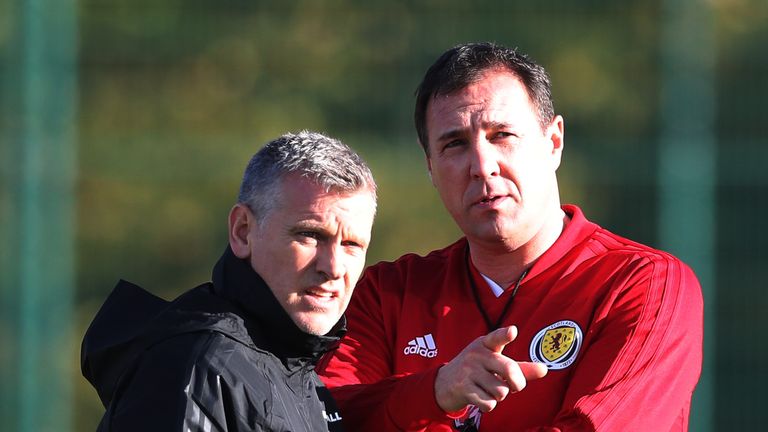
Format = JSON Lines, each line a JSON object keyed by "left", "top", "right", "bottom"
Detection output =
{"left": 425, "top": 69, "right": 564, "bottom": 250}
{"left": 231, "top": 173, "right": 376, "bottom": 335}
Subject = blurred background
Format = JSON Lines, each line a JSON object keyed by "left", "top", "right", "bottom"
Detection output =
{"left": 1, "top": 0, "right": 765, "bottom": 430}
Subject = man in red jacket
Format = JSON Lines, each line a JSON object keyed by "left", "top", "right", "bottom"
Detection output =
{"left": 318, "top": 42, "right": 703, "bottom": 431}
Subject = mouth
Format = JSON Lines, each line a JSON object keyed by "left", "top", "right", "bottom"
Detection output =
{"left": 474, "top": 194, "right": 507, "bottom": 206}
{"left": 304, "top": 287, "right": 338, "bottom": 301}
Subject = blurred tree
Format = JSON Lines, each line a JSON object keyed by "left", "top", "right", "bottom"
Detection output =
{"left": 1, "top": 0, "right": 764, "bottom": 430}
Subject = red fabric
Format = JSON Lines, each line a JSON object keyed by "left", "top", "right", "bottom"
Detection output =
{"left": 318, "top": 205, "right": 703, "bottom": 431}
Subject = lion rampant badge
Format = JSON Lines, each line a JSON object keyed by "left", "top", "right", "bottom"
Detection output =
{"left": 529, "top": 320, "right": 583, "bottom": 370}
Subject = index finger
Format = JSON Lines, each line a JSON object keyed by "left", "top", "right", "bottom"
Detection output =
{"left": 482, "top": 325, "right": 518, "bottom": 353}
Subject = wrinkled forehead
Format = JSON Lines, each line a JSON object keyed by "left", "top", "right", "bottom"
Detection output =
{"left": 427, "top": 73, "right": 536, "bottom": 126}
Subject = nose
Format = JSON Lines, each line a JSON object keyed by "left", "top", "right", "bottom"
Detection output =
{"left": 468, "top": 138, "right": 500, "bottom": 179}
{"left": 316, "top": 244, "right": 345, "bottom": 281}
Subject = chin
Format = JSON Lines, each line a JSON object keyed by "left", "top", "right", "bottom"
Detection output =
{"left": 469, "top": 224, "right": 507, "bottom": 241}
{"left": 294, "top": 315, "right": 337, "bottom": 336}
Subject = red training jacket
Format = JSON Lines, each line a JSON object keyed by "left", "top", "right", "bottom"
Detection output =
{"left": 318, "top": 205, "right": 703, "bottom": 431}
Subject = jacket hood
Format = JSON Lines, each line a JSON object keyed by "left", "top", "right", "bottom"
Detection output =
{"left": 80, "top": 279, "right": 252, "bottom": 407}
{"left": 81, "top": 246, "right": 346, "bottom": 407}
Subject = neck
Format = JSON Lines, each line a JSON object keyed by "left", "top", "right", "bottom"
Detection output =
{"left": 469, "top": 207, "right": 568, "bottom": 288}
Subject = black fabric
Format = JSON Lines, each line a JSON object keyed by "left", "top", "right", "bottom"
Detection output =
{"left": 81, "top": 246, "right": 346, "bottom": 432}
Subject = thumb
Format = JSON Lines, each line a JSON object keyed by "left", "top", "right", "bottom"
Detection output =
{"left": 519, "top": 361, "right": 549, "bottom": 381}
{"left": 482, "top": 325, "right": 518, "bottom": 353}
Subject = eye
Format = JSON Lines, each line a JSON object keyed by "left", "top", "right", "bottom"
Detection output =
{"left": 342, "top": 239, "right": 368, "bottom": 256}
{"left": 442, "top": 139, "right": 466, "bottom": 152}
{"left": 492, "top": 131, "right": 516, "bottom": 140}
{"left": 296, "top": 231, "right": 320, "bottom": 243}
{"left": 341, "top": 240, "right": 365, "bottom": 249}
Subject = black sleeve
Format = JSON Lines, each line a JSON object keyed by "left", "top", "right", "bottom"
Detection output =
{"left": 100, "top": 333, "right": 243, "bottom": 432}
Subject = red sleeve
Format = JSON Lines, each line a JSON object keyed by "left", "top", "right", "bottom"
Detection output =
{"left": 530, "top": 255, "right": 703, "bottom": 431}
{"left": 318, "top": 266, "right": 465, "bottom": 431}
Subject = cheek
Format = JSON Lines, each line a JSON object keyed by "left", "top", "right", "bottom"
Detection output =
{"left": 433, "top": 171, "right": 465, "bottom": 201}
{"left": 510, "top": 152, "right": 546, "bottom": 182}
{"left": 344, "top": 255, "right": 367, "bottom": 283}
{"left": 290, "top": 244, "right": 318, "bottom": 267}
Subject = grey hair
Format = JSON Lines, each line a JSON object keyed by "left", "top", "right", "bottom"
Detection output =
{"left": 237, "top": 130, "right": 377, "bottom": 223}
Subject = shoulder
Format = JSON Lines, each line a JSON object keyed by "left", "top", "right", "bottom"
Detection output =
{"left": 100, "top": 331, "right": 240, "bottom": 429}
{"left": 566, "top": 205, "right": 694, "bottom": 274}
{"left": 136, "top": 311, "right": 265, "bottom": 382}
{"left": 139, "top": 330, "right": 238, "bottom": 377}
{"left": 590, "top": 227, "right": 697, "bottom": 280}
{"left": 552, "top": 213, "right": 702, "bottom": 313}
{"left": 184, "top": 331, "right": 275, "bottom": 398}
{"left": 361, "top": 238, "right": 467, "bottom": 284}
{"left": 582, "top": 227, "right": 703, "bottom": 321}
{"left": 132, "top": 331, "right": 278, "bottom": 431}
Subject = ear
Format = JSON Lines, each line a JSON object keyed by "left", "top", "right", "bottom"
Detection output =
{"left": 425, "top": 154, "right": 436, "bottom": 187}
{"left": 547, "top": 115, "right": 565, "bottom": 170}
{"left": 228, "top": 203, "right": 254, "bottom": 259}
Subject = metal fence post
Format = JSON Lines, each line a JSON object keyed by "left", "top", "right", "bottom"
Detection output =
{"left": 0, "top": 0, "right": 78, "bottom": 430}
{"left": 658, "top": 1, "right": 715, "bottom": 431}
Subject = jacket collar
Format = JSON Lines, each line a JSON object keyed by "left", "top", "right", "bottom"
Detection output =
{"left": 211, "top": 246, "right": 346, "bottom": 363}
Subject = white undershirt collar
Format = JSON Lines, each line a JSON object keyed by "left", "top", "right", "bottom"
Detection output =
{"left": 480, "top": 273, "right": 505, "bottom": 298}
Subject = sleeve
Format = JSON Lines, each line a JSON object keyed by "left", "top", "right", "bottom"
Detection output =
{"left": 103, "top": 333, "right": 263, "bottom": 432}
{"left": 529, "top": 255, "right": 703, "bottom": 431}
{"left": 318, "top": 267, "right": 465, "bottom": 431}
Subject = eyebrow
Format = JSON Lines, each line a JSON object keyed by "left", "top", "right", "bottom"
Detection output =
{"left": 292, "top": 221, "right": 369, "bottom": 246}
{"left": 436, "top": 128, "right": 465, "bottom": 143}
{"left": 293, "top": 220, "right": 326, "bottom": 231}
{"left": 435, "top": 121, "right": 514, "bottom": 142}
{"left": 484, "top": 120, "right": 513, "bottom": 130}
{"left": 285, "top": 217, "right": 321, "bottom": 232}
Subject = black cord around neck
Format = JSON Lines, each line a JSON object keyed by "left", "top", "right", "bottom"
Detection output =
{"left": 465, "top": 246, "right": 528, "bottom": 333}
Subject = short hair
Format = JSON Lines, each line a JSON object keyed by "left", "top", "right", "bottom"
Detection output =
{"left": 414, "top": 42, "right": 555, "bottom": 154}
{"left": 238, "top": 131, "right": 377, "bottom": 223}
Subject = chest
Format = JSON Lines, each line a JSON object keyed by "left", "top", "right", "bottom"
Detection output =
{"left": 387, "top": 265, "right": 626, "bottom": 429}
{"left": 249, "top": 359, "right": 343, "bottom": 432}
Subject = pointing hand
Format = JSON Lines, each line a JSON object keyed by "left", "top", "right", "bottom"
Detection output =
{"left": 434, "top": 326, "right": 548, "bottom": 413}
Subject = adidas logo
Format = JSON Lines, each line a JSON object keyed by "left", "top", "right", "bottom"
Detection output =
{"left": 403, "top": 333, "right": 438, "bottom": 358}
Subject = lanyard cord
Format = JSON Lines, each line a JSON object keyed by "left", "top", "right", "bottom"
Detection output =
{"left": 465, "top": 245, "right": 529, "bottom": 332}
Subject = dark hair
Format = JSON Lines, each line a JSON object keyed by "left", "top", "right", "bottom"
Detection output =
{"left": 238, "top": 130, "right": 377, "bottom": 224}
{"left": 414, "top": 42, "right": 555, "bottom": 154}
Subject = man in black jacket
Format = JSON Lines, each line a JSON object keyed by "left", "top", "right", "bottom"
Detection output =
{"left": 81, "top": 131, "right": 378, "bottom": 431}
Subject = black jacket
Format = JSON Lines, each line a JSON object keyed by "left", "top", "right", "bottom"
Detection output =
{"left": 81, "top": 247, "right": 346, "bottom": 432}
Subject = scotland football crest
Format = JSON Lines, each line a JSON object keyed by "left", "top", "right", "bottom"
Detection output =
{"left": 529, "top": 320, "right": 582, "bottom": 370}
